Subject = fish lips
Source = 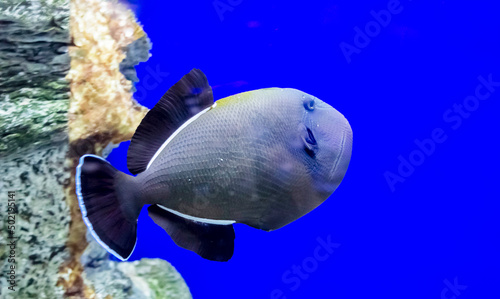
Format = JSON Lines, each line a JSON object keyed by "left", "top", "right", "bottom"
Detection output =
{"left": 310, "top": 117, "right": 352, "bottom": 197}
{"left": 328, "top": 118, "right": 353, "bottom": 186}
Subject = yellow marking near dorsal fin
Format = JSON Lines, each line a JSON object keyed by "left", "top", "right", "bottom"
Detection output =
{"left": 215, "top": 88, "right": 282, "bottom": 108}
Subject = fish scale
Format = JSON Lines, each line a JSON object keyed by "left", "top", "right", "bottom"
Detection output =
{"left": 138, "top": 91, "right": 301, "bottom": 226}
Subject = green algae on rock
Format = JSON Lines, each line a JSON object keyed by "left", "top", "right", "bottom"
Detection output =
{"left": 0, "top": 0, "right": 70, "bottom": 157}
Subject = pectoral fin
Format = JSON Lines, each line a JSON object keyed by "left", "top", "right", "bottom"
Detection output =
{"left": 148, "top": 205, "right": 235, "bottom": 262}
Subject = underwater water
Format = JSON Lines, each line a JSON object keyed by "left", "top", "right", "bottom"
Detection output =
{"left": 2, "top": 0, "right": 499, "bottom": 298}
{"left": 103, "top": 1, "right": 500, "bottom": 298}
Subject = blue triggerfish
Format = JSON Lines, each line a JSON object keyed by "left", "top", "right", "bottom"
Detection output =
{"left": 76, "top": 69, "right": 352, "bottom": 261}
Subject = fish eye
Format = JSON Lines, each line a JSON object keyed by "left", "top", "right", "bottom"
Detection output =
{"left": 304, "top": 99, "right": 315, "bottom": 111}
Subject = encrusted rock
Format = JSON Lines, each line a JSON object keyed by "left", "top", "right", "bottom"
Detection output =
{"left": 0, "top": 0, "right": 192, "bottom": 298}
{"left": 0, "top": 0, "right": 70, "bottom": 157}
{"left": 0, "top": 144, "right": 71, "bottom": 298}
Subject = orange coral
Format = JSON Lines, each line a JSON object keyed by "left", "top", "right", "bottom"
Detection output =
{"left": 61, "top": 0, "right": 149, "bottom": 297}
{"left": 67, "top": 0, "right": 148, "bottom": 146}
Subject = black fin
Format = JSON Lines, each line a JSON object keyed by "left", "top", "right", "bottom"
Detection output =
{"left": 76, "top": 155, "right": 140, "bottom": 261}
{"left": 148, "top": 205, "right": 235, "bottom": 262}
{"left": 128, "top": 69, "right": 214, "bottom": 175}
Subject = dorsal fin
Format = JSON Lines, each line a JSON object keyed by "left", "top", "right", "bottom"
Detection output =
{"left": 128, "top": 69, "right": 214, "bottom": 175}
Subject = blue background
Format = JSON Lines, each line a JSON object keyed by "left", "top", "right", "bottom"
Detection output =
{"left": 108, "top": 1, "right": 500, "bottom": 298}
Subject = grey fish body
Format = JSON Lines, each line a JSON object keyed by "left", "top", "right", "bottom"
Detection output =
{"left": 138, "top": 88, "right": 351, "bottom": 231}
{"left": 76, "top": 69, "right": 352, "bottom": 261}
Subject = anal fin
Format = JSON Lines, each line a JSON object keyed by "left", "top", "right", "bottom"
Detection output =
{"left": 148, "top": 205, "right": 235, "bottom": 262}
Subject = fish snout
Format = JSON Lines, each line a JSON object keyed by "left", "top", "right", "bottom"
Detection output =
{"left": 329, "top": 118, "right": 353, "bottom": 185}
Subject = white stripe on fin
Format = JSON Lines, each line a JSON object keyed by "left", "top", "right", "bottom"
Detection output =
{"left": 157, "top": 204, "right": 235, "bottom": 225}
{"left": 146, "top": 102, "right": 217, "bottom": 170}
{"left": 75, "top": 154, "right": 137, "bottom": 261}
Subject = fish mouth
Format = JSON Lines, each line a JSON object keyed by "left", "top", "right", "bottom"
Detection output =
{"left": 329, "top": 121, "right": 348, "bottom": 182}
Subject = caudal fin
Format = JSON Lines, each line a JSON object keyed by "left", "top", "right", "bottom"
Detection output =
{"left": 76, "top": 155, "right": 140, "bottom": 260}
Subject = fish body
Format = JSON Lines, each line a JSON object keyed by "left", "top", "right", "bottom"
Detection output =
{"left": 76, "top": 69, "right": 352, "bottom": 261}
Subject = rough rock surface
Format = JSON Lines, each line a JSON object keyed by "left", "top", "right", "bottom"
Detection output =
{"left": 0, "top": 0, "right": 70, "bottom": 157}
{"left": 0, "top": 144, "right": 71, "bottom": 298}
{"left": 82, "top": 239, "right": 191, "bottom": 299}
{"left": 0, "top": 0, "right": 192, "bottom": 298}
{"left": 120, "top": 35, "right": 152, "bottom": 92}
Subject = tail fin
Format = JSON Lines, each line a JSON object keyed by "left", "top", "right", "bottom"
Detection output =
{"left": 76, "top": 154, "right": 140, "bottom": 261}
